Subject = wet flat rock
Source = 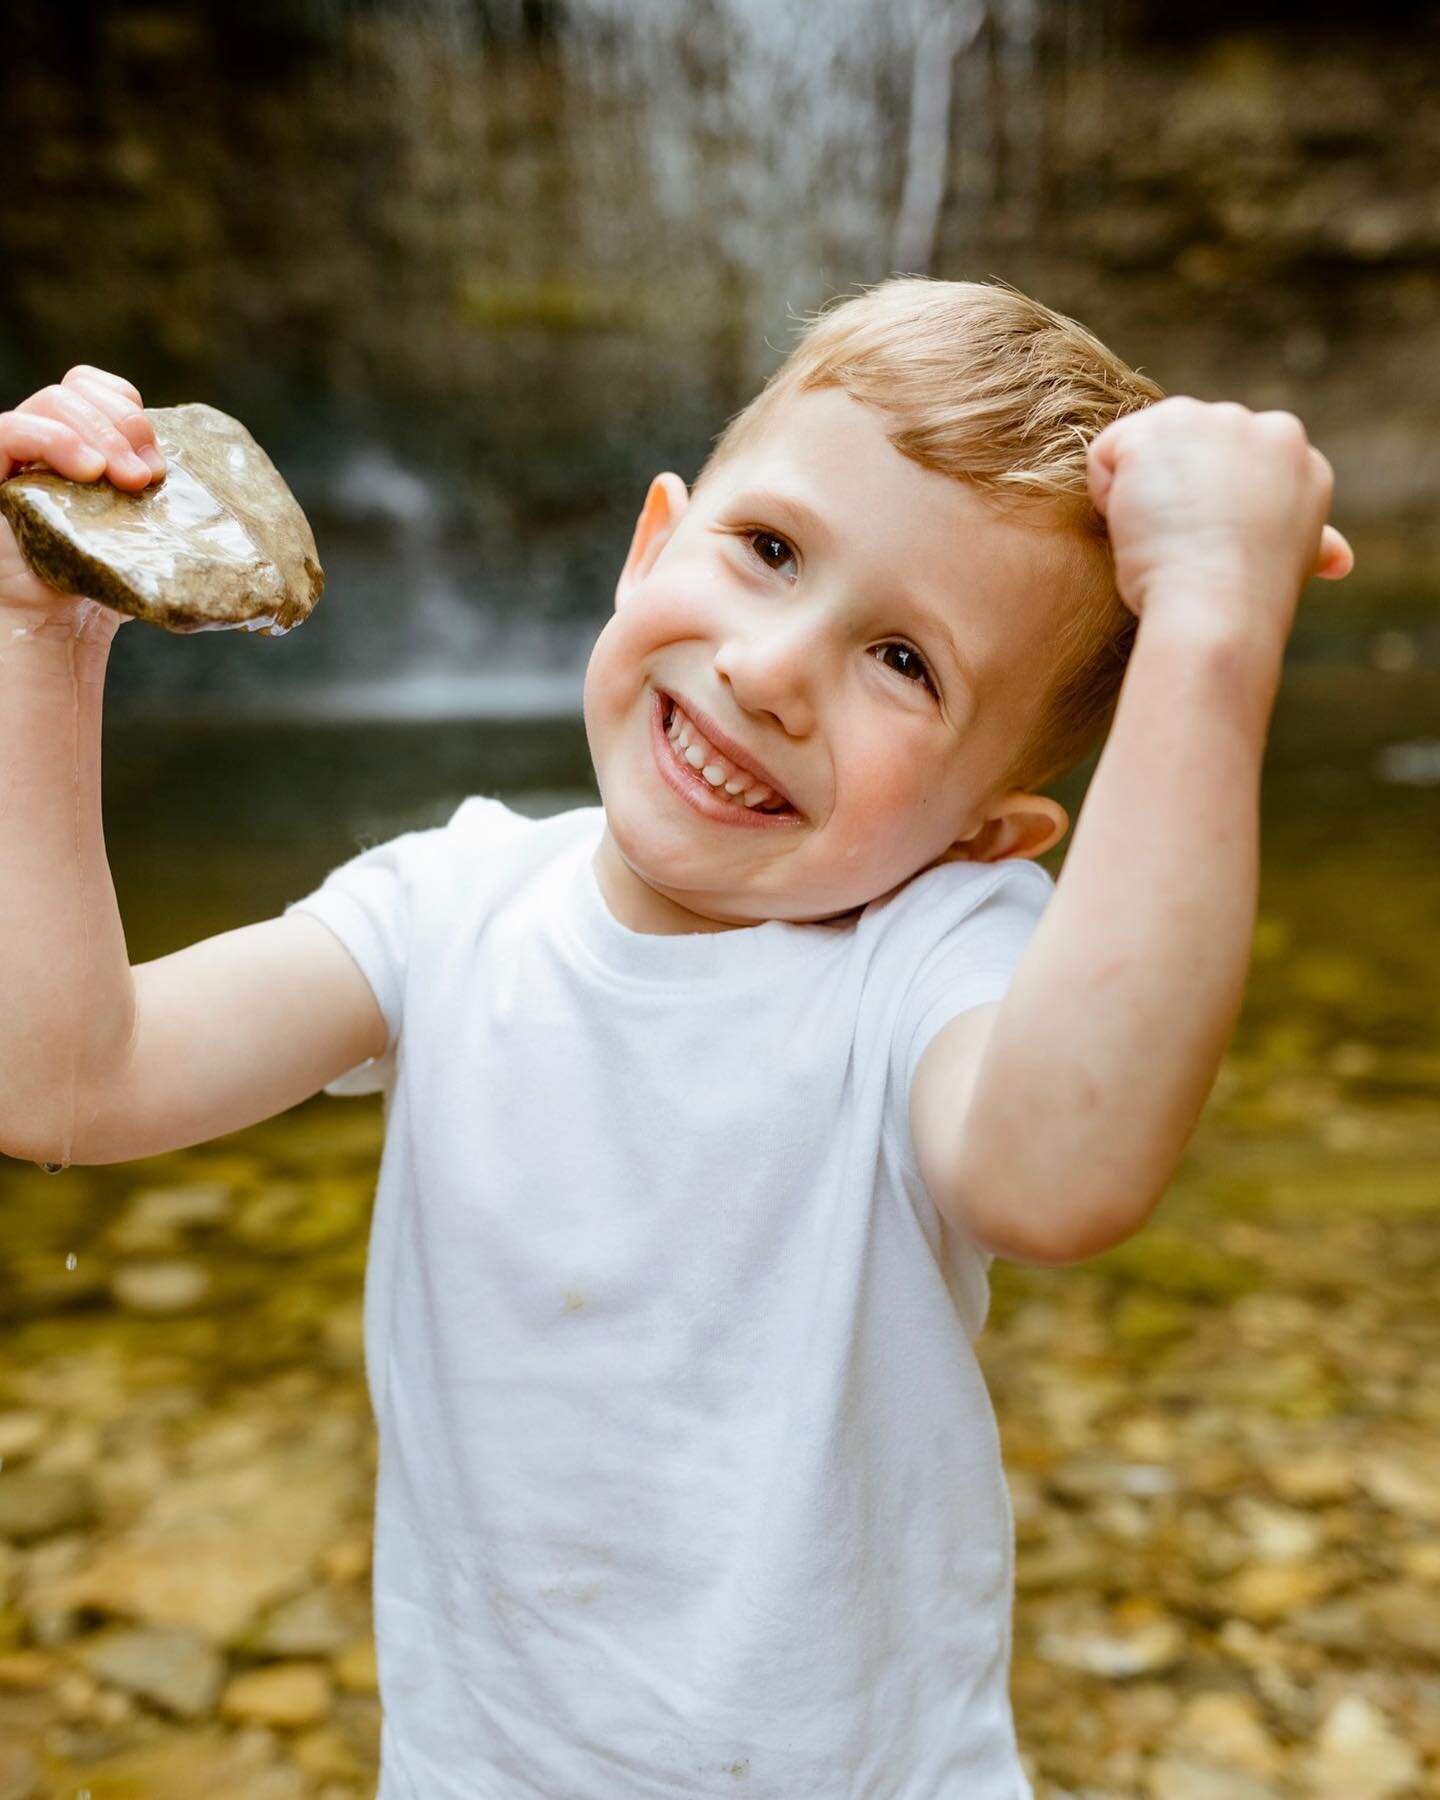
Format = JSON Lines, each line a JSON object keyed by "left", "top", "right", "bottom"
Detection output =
{"left": 0, "top": 403, "right": 322, "bottom": 633}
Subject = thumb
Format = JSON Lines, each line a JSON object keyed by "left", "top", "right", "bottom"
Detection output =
{"left": 1312, "top": 524, "right": 1354, "bottom": 582}
{"left": 1085, "top": 423, "right": 1122, "bottom": 517}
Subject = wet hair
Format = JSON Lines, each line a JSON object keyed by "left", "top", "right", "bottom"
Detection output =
{"left": 698, "top": 276, "right": 1165, "bottom": 791}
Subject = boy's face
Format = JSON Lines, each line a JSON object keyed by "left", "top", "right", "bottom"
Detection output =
{"left": 583, "top": 387, "right": 1078, "bottom": 934}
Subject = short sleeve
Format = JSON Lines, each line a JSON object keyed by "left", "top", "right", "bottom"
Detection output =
{"left": 888, "top": 858, "right": 1054, "bottom": 1105}
{"left": 285, "top": 827, "right": 435, "bottom": 1096}
{"left": 283, "top": 795, "right": 527, "bottom": 1097}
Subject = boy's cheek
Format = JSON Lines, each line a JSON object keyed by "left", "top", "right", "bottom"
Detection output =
{"left": 843, "top": 761, "right": 962, "bottom": 871}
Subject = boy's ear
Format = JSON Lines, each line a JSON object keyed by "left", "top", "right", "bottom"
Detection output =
{"left": 616, "top": 473, "right": 689, "bottom": 606}
{"left": 941, "top": 790, "right": 1070, "bottom": 865}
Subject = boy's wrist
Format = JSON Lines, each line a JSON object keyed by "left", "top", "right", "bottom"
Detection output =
{"left": 1134, "top": 578, "right": 1292, "bottom": 673}
{"left": 1127, "top": 590, "right": 1289, "bottom": 727}
{"left": 0, "top": 596, "right": 127, "bottom": 646}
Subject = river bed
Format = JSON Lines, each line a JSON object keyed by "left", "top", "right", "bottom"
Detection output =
{"left": 0, "top": 655, "right": 1436, "bottom": 1798}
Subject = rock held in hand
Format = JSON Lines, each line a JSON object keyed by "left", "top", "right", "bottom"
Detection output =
{"left": 0, "top": 403, "right": 323, "bottom": 634}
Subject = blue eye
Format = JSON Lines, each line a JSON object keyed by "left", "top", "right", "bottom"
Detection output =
{"left": 873, "top": 642, "right": 936, "bottom": 696}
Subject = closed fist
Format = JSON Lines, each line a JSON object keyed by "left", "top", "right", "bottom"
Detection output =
{"left": 1087, "top": 396, "right": 1353, "bottom": 647}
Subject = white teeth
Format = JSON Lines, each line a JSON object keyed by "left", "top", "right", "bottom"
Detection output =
{"left": 664, "top": 699, "right": 791, "bottom": 812}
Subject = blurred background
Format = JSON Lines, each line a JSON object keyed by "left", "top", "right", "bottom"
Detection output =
{"left": 0, "top": 3, "right": 1437, "bottom": 1797}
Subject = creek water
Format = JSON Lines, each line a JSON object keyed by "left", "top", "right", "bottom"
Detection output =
{"left": 4, "top": 631, "right": 1436, "bottom": 1250}
{"left": 0, "top": 638, "right": 1435, "bottom": 1794}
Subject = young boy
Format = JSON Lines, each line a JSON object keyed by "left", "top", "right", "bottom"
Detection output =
{"left": 0, "top": 278, "right": 1350, "bottom": 1797}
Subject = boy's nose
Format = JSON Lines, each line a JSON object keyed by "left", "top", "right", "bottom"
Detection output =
{"left": 712, "top": 625, "right": 821, "bottom": 739}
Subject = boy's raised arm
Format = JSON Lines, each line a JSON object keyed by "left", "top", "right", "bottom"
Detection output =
{"left": 0, "top": 373, "right": 386, "bottom": 1167}
{"left": 911, "top": 398, "right": 1353, "bottom": 1266}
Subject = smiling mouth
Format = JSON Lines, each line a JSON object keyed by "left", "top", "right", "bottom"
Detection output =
{"left": 659, "top": 696, "right": 797, "bottom": 816}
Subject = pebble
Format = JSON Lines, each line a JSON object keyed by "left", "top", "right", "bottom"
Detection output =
{"left": 316, "top": 1534, "right": 371, "bottom": 1585}
{"left": 108, "top": 1182, "right": 231, "bottom": 1253}
{"left": 1165, "top": 1691, "right": 1283, "bottom": 1778}
{"left": 50, "top": 1734, "right": 305, "bottom": 1798}
{"left": 1229, "top": 1496, "right": 1323, "bottom": 1563}
{"left": 36, "top": 1530, "right": 316, "bottom": 1643}
{"left": 291, "top": 1724, "right": 368, "bottom": 1782}
{"left": 109, "top": 1259, "right": 212, "bottom": 1314}
{"left": 1145, "top": 1755, "right": 1282, "bottom": 1800}
{"left": 0, "top": 1468, "right": 94, "bottom": 1542}
{"left": 0, "top": 1744, "right": 40, "bottom": 1800}
{"left": 1014, "top": 1536, "right": 1111, "bottom": 1594}
{"left": 1359, "top": 1581, "right": 1440, "bottom": 1660}
{"left": 1218, "top": 1560, "right": 1337, "bottom": 1624}
{"left": 0, "top": 1413, "right": 47, "bottom": 1463}
{"left": 1299, "top": 1694, "right": 1420, "bottom": 1799}
{"left": 220, "top": 1661, "right": 333, "bottom": 1729}
{"left": 1048, "top": 1457, "right": 1179, "bottom": 1503}
{"left": 1264, "top": 1445, "right": 1354, "bottom": 1505}
{"left": 1038, "top": 1608, "right": 1187, "bottom": 1679}
{"left": 1357, "top": 1441, "right": 1440, "bottom": 1523}
{"left": 1395, "top": 1538, "right": 1440, "bottom": 1581}
{"left": 250, "top": 1585, "right": 368, "bottom": 1658}
{"left": 0, "top": 1652, "right": 56, "bottom": 1691}
{"left": 332, "top": 1634, "right": 378, "bottom": 1694}
{"left": 76, "top": 1625, "right": 226, "bottom": 1719}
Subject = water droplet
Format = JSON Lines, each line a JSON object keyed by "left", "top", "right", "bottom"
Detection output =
{"left": 65, "top": 1252, "right": 78, "bottom": 1272}
{"left": 37, "top": 1160, "right": 67, "bottom": 1175}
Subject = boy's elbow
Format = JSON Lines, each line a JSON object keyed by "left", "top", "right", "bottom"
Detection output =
{"left": 953, "top": 1175, "right": 1167, "bottom": 1267}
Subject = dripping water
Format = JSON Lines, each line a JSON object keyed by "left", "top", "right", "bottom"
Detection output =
{"left": 31, "top": 614, "right": 90, "bottom": 1174}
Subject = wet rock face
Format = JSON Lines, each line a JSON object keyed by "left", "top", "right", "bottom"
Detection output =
{"left": 0, "top": 403, "right": 323, "bottom": 634}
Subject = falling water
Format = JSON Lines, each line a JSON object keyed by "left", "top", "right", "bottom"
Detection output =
{"left": 76, "top": 0, "right": 1088, "bottom": 724}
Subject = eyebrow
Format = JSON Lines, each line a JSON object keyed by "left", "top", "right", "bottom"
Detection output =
{"left": 724, "top": 486, "right": 979, "bottom": 703}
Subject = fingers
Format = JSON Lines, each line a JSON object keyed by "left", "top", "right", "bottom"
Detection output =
{"left": 0, "top": 369, "right": 163, "bottom": 491}
{"left": 0, "top": 410, "right": 114, "bottom": 485}
{"left": 62, "top": 369, "right": 165, "bottom": 480}
{"left": 63, "top": 364, "right": 144, "bottom": 410}
{"left": 1312, "top": 524, "right": 1354, "bottom": 582}
{"left": 1085, "top": 422, "right": 1121, "bottom": 515}
{"left": 17, "top": 383, "right": 157, "bottom": 489}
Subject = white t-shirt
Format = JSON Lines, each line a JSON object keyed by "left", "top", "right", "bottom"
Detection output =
{"left": 287, "top": 796, "right": 1053, "bottom": 1800}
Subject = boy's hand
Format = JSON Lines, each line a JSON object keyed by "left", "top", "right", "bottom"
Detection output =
{"left": 1087, "top": 397, "right": 1353, "bottom": 653}
{"left": 0, "top": 366, "right": 165, "bottom": 616}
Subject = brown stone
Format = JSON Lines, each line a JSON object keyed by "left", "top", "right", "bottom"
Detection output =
{"left": 75, "top": 1623, "right": 225, "bottom": 1719}
{"left": 0, "top": 1468, "right": 94, "bottom": 1543}
{"left": 331, "top": 1634, "right": 378, "bottom": 1694}
{"left": 0, "top": 403, "right": 323, "bottom": 634}
{"left": 220, "top": 1660, "right": 332, "bottom": 1728}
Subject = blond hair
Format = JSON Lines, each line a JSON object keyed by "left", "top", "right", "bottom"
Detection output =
{"left": 699, "top": 277, "right": 1164, "bottom": 791}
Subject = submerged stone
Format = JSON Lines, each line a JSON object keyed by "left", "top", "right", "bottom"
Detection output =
{"left": 0, "top": 1468, "right": 94, "bottom": 1543}
{"left": 109, "top": 1258, "right": 212, "bottom": 1314}
{"left": 76, "top": 1624, "right": 225, "bottom": 1719}
{"left": 0, "top": 403, "right": 323, "bottom": 634}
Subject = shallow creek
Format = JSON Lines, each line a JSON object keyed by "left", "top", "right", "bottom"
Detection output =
{"left": 0, "top": 649, "right": 1435, "bottom": 1798}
